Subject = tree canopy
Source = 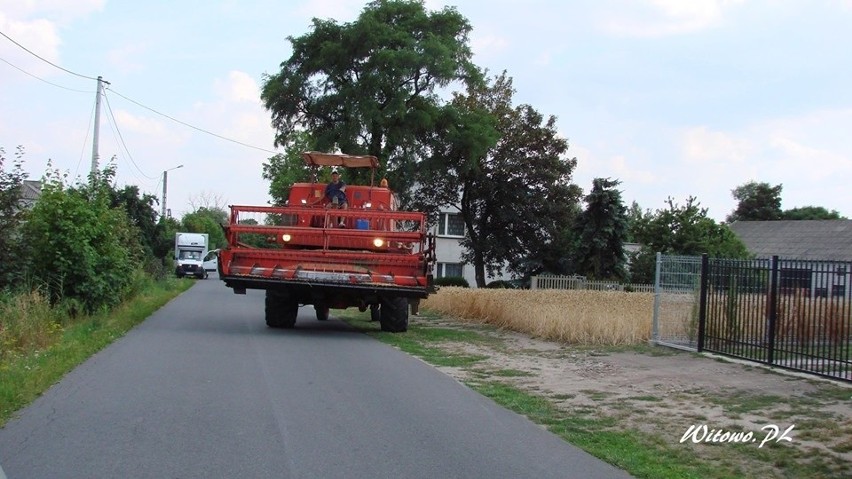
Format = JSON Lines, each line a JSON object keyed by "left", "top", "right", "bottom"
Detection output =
{"left": 727, "top": 181, "right": 783, "bottom": 222}
{"left": 631, "top": 196, "right": 749, "bottom": 283}
{"left": 260, "top": 0, "right": 481, "bottom": 195}
{"left": 417, "top": 71, "right": 580, "bottom": 286}
{"left": 571, "top": 178, "right": 629, "bottom": 280}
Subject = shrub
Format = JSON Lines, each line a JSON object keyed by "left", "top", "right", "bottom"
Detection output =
{"left": 21, "top": 166, "right": 143, "bottom": 313}
{"left": 434, "top": 276, "right": 470, "bottom": 288}
{"left": 486, "top": 280, "right": 517, "bottom": 289}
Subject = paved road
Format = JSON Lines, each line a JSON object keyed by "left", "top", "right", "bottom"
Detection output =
{"left": 0, "top": 276, "right": 632, "bottom": 479}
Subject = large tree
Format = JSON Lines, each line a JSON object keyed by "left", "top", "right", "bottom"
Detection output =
{"left": 110, "top": 185, "right": 160, "bottom": 257}
{"left": 260, "top": 0, "right": 481, "bottom": 196}
{"left": 572, "top": 178, "right": 629, "bottom": 280}
{"left": 727, "top": 181, "right": 783, "bottom": 222}
{"left": 417, "top": 71, "right": 581, "bottom": 286}
{"left": 782, "top": 206, "right": 845, "bottom": 220}
{"left": 632, "top": 196, "right": 749, "bottom": 283}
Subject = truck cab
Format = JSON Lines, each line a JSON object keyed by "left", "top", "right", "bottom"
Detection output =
{"left": 174, "top": 232, "right": 209, "bottom": 279}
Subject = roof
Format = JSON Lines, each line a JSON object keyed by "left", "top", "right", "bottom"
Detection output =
{"left": 301, "top": 151, "right": 378, "bottom": 169}
{"left": 21, "top": 180, "right": 41, "bottom": 201}
{"left": 728, "top": 220, "right": 852, "bottom": 261}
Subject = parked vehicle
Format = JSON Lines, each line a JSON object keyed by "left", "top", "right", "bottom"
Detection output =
{"left": 218, "top": 152, "right": 435, "bottom": 332}
{"left": 174, "top": 232, "right": 209, "bottom": 279}
{"left": 203, "top": 249, "right": 220, "bottom": 272}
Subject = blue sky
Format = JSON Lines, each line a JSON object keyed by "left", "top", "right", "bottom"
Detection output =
{"left": 1, "top": 0, "right": 851, "bottom": 221}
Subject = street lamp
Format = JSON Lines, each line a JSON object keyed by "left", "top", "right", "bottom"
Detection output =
{"left": 162, "top": 165, "right": 184, "bottom": 218}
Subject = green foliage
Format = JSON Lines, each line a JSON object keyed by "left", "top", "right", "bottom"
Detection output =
{"left": 727, "top": 181, "right": 783, "bottom": 222}
{"left": 181, "top": 207, "right": 227, "bottom": 249}
{"left": 0, "top": 146, "right": 29, "bottom": 289}
{"left": 782, "top": 205, "right": 845, "bottom": 220}
{"left": 434, "top": 276, "right": 470, "bottom": 287}
{"left": 260, "top": 0, "right": 482, "bottom": 197}
{"left": 110, "top": 184, "right": 160, "bottom": 256}
{"left": 263, "top": 131, "right": 318, "bottom": 205}
{"left": 418, "top": 71, "right": 581, "bottom": 286}
{"left": 21, "top": 165, "right": 143, "bottom": 313}
{"left": 630, "top": 196, "right": 749, "bottom": 283}
{"left": 572, "top": 178, "right": 629, "bottom": 280}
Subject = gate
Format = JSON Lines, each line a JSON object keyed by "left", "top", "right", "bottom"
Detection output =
{"left": 698, "top": 254, "right": 852, "bottom": 381}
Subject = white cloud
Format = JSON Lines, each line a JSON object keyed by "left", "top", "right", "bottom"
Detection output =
{"left": 295, "top": 0, "right": 361, "bottom": 21}
{"left": 681, "top": 126, "right": 753, "bottom": 165}
{"left": 106, "top": 43, "right": 148, "bottom": 74}
{"left": 213, "top": 71, "right": 262, "bottom": 104}
{"left": 112, "top": 109, "right": 185, "bottom": 145}
{"left": 601, "top": 0, "right": 744, "bottom": 37}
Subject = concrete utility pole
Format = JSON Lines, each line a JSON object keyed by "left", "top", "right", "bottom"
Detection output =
{"left": 162, "top": 165, "right": 184, "bottom": 218}
{"left": 91, "top": 76, "right": 108, "bottom": 178}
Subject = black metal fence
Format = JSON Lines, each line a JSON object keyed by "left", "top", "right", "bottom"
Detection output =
{"left": 698, "top": 254, "right": 852, "bottom": 381}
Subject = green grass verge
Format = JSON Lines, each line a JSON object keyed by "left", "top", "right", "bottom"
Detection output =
{"left": 0, "top": 278, "right": 193, "bottom": 427}
{"left": 340, "top": 308, "right": 852, "bottom": 479}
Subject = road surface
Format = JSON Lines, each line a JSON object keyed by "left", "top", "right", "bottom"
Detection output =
{"left": 0, "top": 276, "right": 632, "bottom": 478}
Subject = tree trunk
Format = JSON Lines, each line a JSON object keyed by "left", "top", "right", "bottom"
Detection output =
{"left": 473, "top": 251, "right": 487, "bottom": 288}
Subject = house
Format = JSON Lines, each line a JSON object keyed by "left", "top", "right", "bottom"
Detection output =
{"left": 19, "top": 180, "right": 42, "bottom": 209}
{"left": 728, "top": 220, "right": 852, "bottom": 297}
{"left": 432, "top": 205, "right": 509, "bottom": 287}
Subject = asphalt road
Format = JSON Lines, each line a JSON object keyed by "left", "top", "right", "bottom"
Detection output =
{"left": 0, "top": 276, "right": 632, "bottom": 479}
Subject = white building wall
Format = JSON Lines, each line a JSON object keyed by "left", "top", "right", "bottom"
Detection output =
{"left": 431, "top": 205, "right": 509, "bottom": 288}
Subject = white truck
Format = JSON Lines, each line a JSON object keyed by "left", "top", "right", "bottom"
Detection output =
{"left": 174, "top": 232, "right": 209, "bottom": 279}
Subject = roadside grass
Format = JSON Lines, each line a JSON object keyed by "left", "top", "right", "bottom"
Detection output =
{"left": 339, "top": 307, "right": 852, "bottom": 479}
{"left": 0, "top": 277, "right": 193, "bottom": 427}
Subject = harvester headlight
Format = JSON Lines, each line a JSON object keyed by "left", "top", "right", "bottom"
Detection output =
{"left": 301, "top": 199, "right": 307, "bottom": 205}
{"left": 282, "top": 234, "right": 292, "bottom": 242}
{"left": 373, "top": 238, "right": 384, "bottom": 248}
{"left": 364, "top": 202, "right": 372, "bottom": 208}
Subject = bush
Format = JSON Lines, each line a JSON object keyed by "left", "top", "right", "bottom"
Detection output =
{"left": 486, "top": 280, "right": 528, "bottom": 289}
{"left": 21, "top": 166, "right": 143, "bottom": 313}
{"left": 434, "top": 276, "right": 470, "bottom": 288}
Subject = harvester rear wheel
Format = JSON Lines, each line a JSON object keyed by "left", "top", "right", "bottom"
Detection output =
{"left": 315, "top": 305, "right": 330, "bottom": 321}
{"left": 379, "top": 296, "right": 408, "bottom": 333}
{"left": 266, "top": 290, "right": 298, "bottom": 329}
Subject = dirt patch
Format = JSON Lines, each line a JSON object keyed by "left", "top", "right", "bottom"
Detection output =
{"left": 413, "top": 316, "right": 852, "bottom": 478}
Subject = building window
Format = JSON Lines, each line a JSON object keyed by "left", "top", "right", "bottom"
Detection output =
{"left": 437, "top": 213, "right": 465, "bottom": 237}
{"left": 437, "top": 262, "right": 464, "bottom": 278}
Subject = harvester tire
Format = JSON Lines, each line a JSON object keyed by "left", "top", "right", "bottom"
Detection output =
{"left": 315, "top": 305, "right": 330, "bottom": 321}
{"left": 379, "top": 296, "right": 408, "bottom": 333}
{"left": 370, "top": 304, "right": 381, "bottom": 322}
{"left": 266, "top": 290, "right": 298, "bottom": 329}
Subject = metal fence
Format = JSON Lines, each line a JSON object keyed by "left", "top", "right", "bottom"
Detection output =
{"left": 531, "top": 274, "right": 654, "bottom": 292}
{"left": 651, "top": 254, "right": 702, "bottom": 351}
{"left": 698, "top": 255, "right": 852, "bottom": 381}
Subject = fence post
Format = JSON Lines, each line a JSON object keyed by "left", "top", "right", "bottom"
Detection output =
{"left": 697, "top": 253, "right": 709, "bottom": 352}
{"left": 531, "top": 276, "right": 538, "bottom": 290}
{"left": 652, "top": 252, "right": 662, "bottom": 342}
{"left": 767, "top": 255, "right": 779, "bottom": 365}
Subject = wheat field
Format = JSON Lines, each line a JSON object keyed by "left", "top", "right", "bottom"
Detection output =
{"left": 422, "top": 287, "right": 655, "bottom": 345}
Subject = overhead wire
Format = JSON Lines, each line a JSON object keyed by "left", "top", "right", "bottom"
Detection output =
{"left": 106, "top": 87, "right": 280, "bottom": 155}
{"left": 102, "top": 90, "right": 158, "bottom": 181}
{"left": 0, "top": 30, "right": 99, "bottom": 81}
{"left": 75, "top": 98, "right": 97, "bottom": 180}
{"left": 0, "top": 56, "right": 93, "bottom": 93}
{"left": 2, "top": 29, "right": 280, "bottom": 167}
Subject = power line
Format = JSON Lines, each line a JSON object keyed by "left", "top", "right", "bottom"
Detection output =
{"left": 102, "top": 90, "right": 158, "bottom": 180}
{"left": 106, "top": 87, "right": 279, "bottom": 155}
{"left": 2, "top": 29, "right": 279, "bottom": 158}
{"left": 0, "top": 56, "right": 93, "bottom": 93}
{"left": 0, "top": 30, "right": 99, "bottom": 81}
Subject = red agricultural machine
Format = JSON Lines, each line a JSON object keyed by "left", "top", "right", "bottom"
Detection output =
{"left": 218, "top": 152, "right": 435, "bottom": 332}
